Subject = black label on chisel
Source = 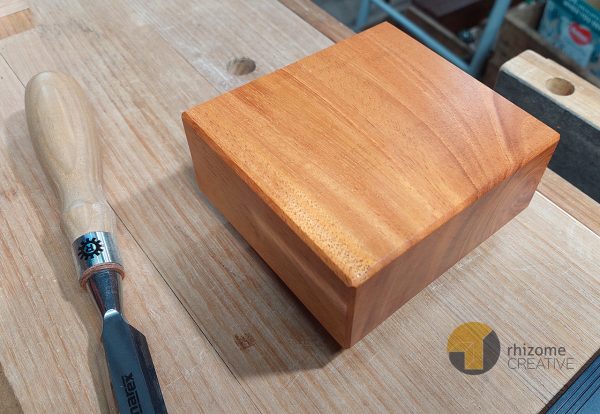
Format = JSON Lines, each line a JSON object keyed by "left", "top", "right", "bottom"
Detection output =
{"left": 122, "top": 372, "right": 142, "bottom": 413}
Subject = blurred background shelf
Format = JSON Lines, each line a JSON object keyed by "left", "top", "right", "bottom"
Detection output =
{"left": 314, "top": 0, "right": 600, "bottom": 87}
{"left": 483, "top": 2, "right": 600, "bottom": 87}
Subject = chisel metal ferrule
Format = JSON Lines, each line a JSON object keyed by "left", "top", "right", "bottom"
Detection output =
{"left": 72, "top": 231, "right": 124, "bottom": 287}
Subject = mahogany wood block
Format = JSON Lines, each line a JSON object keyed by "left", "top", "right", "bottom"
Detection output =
{"left": 183, "top": 23, "right": 559, "bottom": 347}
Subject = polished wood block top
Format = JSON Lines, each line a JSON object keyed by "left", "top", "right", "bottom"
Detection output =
{"left": 184, "top": 23, "right": 559, "bottom": 288}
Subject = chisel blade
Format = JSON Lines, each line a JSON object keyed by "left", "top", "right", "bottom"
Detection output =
{"left": 102, "top": 310, "right": 167, "bottom": 414}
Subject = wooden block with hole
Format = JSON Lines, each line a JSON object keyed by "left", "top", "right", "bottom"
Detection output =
{"left": 182, "top": 23, "right": 560, "bottom": 347}
{"left": 495, "top": 50, "right": 600, "bottom": 202}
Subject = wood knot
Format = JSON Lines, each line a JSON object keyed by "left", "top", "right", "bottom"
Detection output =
{"left": 234, "top": 333, "right": 256, "bottom": 350}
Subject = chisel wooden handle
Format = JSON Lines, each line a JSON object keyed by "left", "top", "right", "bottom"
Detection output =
{"left": 25, "top": 72, "right": 123, "bottom": 286}
{"left": 25, "top": 71, "right": 114, "bottom": 242}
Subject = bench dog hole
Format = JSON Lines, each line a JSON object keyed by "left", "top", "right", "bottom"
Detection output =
{"left": 545, "top": 77, "right": 575, "bottom": 96}
{"left": 227, "top": 57, "right": 256, "bottom": 76}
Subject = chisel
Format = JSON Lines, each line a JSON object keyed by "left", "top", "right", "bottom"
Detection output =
{"left": 25, "top": 71, "right": 167, "bottom": 413}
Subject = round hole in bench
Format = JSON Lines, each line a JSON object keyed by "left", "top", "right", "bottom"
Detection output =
{"left": 545, "top": 77, "right": 575, "bottom": 96}
{"left": 227, "top": 57, "right": 256, "bottom": 76}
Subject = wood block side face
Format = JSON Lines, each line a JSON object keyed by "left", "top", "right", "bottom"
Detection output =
{"left": 184, "top": 120, "right": 354, "bottom": 346}
{"left": 185, "top": 23, "right": 559, "bottom": 288}
{"left": 347, "top": 144, "right": 557, "bottom": 345}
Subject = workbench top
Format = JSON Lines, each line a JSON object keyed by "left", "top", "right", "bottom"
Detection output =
{"left": 0, "top": 1, "right": 599, "bottom": 413}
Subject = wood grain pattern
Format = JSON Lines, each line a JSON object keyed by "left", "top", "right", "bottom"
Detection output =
{"left": 539, "top": 169, "right": 600, "bottom": 236}
{"left": 185, "top": 120, "right": 354, "bottom": 344}
{"left": 349, "top": 143, "right": 555, "bottom": 344}
{"left": 0, "top": 8, "right": 33, "bottom": 40}
{"left": 0, "top": 0, "right": 27, "bottom": 18}
{"left": 283, "top": 0, "right": 599, "bottom": 243}
{"left": 187, "top": 23, "right": 559, "bottom": 288}
{"left": 0, "top": 0, "right": 597, "bottom": 412}
{"left": 184, "top": 23, "right": 559, "bottom": 346}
